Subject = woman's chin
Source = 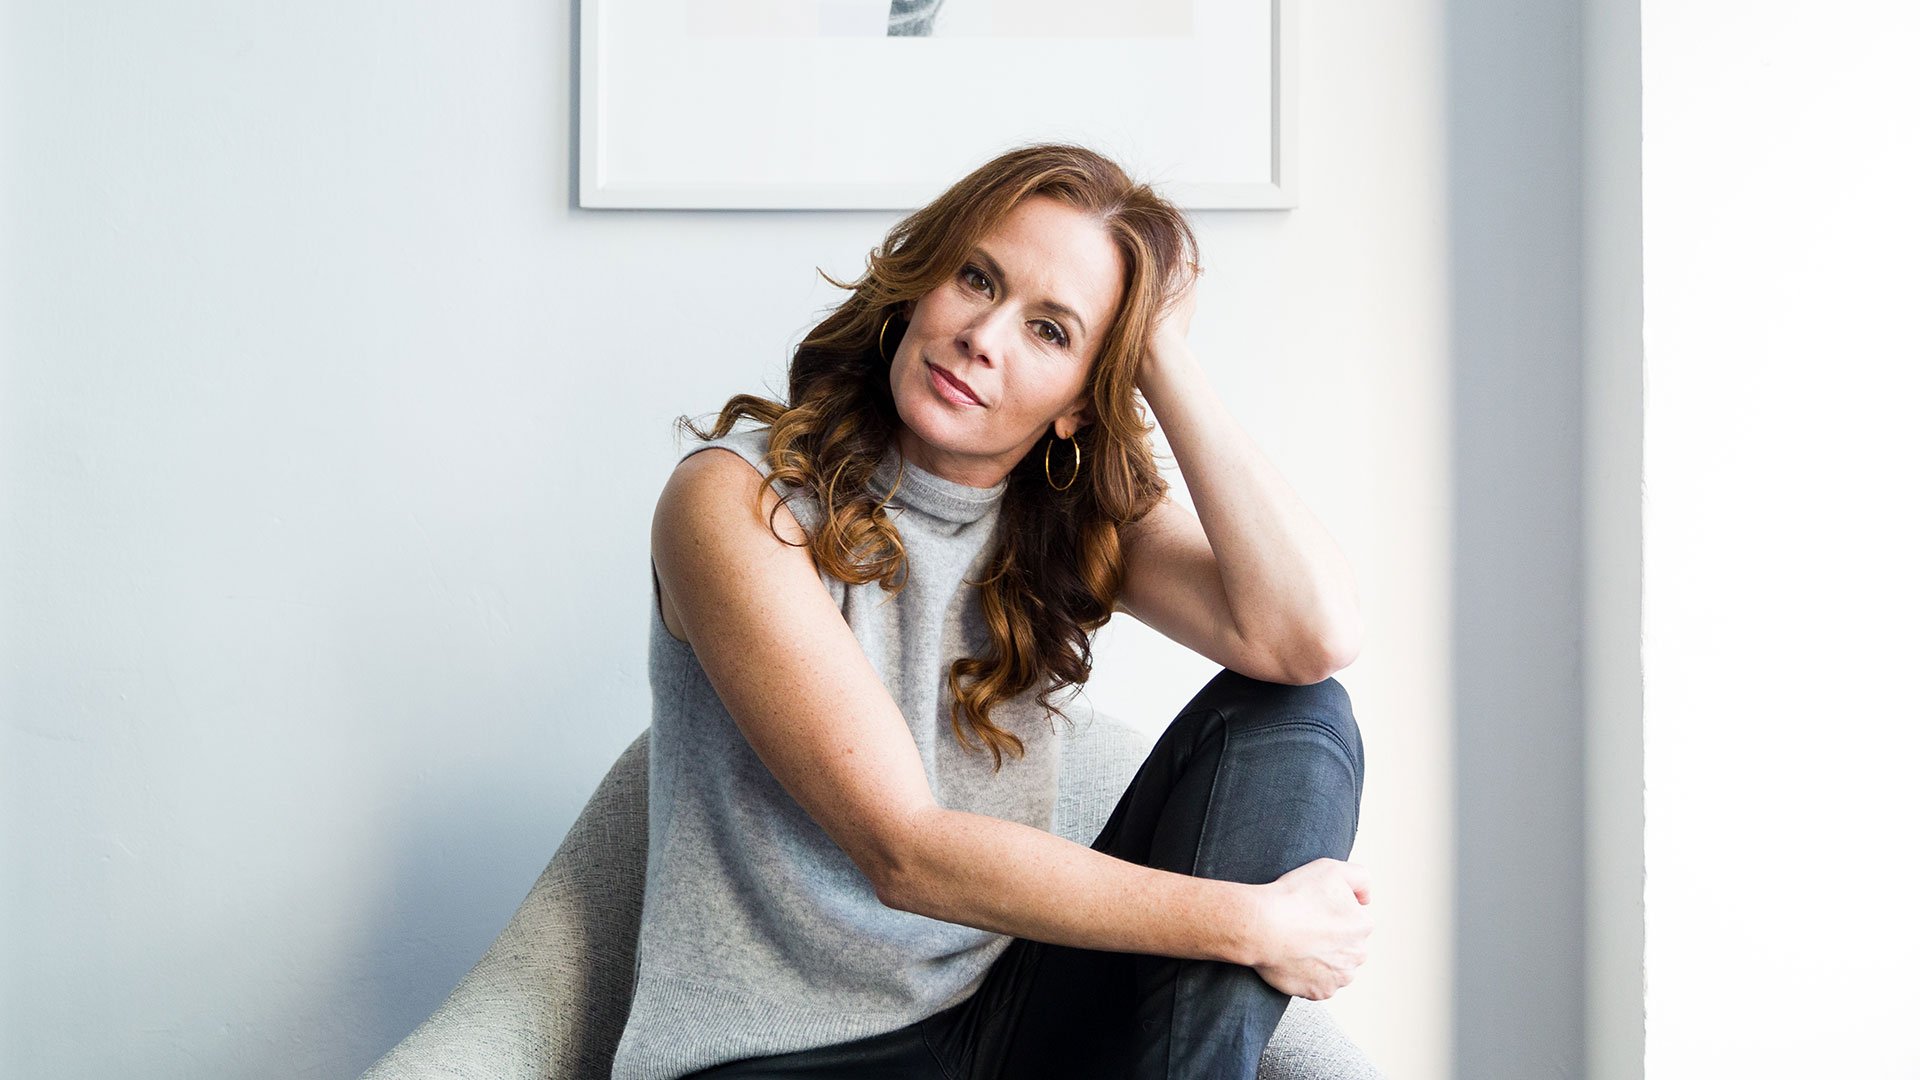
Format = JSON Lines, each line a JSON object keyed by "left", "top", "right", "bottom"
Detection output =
{"left": 899, "top": 398, "right": 961, "bottom": 439}
{"left": 896, "top": 403, "right": 982, "bottom": 460}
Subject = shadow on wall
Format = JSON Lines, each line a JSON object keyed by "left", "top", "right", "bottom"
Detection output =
{"left": 1444, "top": 0, "right": 1589, "bottom": 1076}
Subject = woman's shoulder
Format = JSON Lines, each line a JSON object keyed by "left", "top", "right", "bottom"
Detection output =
{"left": 674, "top": 421, "right": 774, "bottom": 477}
{"left": 662, "top": 422, "right": 821, "bottom": 543}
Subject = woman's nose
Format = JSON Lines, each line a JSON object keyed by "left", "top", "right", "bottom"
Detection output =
{"left": 960, "top": 306, "right": 1019, "bottom": 364}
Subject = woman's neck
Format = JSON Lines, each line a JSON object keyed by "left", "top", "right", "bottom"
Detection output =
{"left": 892, "top": 426, "right": 1019, "bottom": 490}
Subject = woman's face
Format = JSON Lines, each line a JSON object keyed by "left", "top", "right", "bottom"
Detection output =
{"left": 888, "top": 194, "right": 1126, "bottom": 489}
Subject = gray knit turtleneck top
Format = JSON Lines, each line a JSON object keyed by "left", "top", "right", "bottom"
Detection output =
{"left": 610, "top": 422, "right": 1071, "bottom": 1079}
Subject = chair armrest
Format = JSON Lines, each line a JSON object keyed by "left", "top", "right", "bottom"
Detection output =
{"left": 359, "top": 733, "right": 652, "bottom": 1080}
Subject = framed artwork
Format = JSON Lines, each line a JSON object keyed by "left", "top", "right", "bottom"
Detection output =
{"left": 578, "top": 0, "right": 1299, "bottom": 210}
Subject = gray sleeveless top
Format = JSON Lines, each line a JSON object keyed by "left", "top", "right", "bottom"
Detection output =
{"left": 610, "top": 422, "right": 1071, "bottom": 1079}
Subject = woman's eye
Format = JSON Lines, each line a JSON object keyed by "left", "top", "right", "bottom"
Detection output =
{"left": 959, "top": 265, "right": 1066, "bottom": 348}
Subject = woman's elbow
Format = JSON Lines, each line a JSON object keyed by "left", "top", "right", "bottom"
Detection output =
{"left": 1253, "top": 627, "right": 1362, "bottom": 686}
{"left": 1318, "top": 621, "right": 1363, "bottom": 677}
{"left": 861, "top": 807, "right": 943, "bottom": 913}
{"left": 867, "top": 853, "right": 916, "bottom": 912}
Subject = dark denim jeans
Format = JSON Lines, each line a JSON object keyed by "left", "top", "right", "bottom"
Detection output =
{"left": 686, "top": 668, "right": 1366, "bottom": 1080}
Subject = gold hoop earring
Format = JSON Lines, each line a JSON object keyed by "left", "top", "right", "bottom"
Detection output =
{"left": 1043, "top": 433, "right": 1081, "bottom": 492}
{"left": 876, "top": 310, "right": 898, "bottom": 359}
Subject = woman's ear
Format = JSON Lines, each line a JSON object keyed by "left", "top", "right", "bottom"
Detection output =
{"left": 1054, "top": 399, "right": 1092, "bottom": 441}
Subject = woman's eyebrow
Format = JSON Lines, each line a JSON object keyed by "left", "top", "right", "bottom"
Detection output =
{"left": 971, "top": 246, "right": 1087, "bottom": 340}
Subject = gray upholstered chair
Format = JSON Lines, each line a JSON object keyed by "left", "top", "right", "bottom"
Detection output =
{"left": 360, "top": 713, "right": 1382, "bottom": 1079}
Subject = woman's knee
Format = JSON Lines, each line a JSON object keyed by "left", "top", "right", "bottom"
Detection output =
{"left": 1165, "top": 668, "right": 1366, "bottom": 866}
{"left": 1175, "top": 667, "right": 1364, "bottom": 779}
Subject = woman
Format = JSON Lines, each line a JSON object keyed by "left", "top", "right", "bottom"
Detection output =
{"left": 610, "top": 143, "right": 1372, "bottom": 1080}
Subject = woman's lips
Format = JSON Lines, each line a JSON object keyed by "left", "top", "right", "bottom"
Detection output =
{"left": 927, "top": 361, "right": 984, "bottom": 407}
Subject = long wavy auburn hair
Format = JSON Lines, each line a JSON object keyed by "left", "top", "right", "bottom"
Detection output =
{"left": 678, "top": 142, "right": 1200, "bottom": 770}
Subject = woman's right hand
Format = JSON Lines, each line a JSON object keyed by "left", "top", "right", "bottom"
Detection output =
{"left": 1244, "top": 857, "right": 1374, "bottom": 1000}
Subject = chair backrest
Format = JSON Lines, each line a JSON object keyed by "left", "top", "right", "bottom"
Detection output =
{"left": 361, "top": 713, "right": 1381, "bottom": 1080}
{"left": 1051, "top": 709, "right": 1154, "bottom": 845}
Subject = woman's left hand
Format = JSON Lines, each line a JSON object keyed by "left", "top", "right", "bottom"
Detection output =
{"left": 1146, "top": 261, "right": 1202, "bottom": 375}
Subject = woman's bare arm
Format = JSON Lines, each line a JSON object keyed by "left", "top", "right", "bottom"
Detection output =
{"left": 1113, "top": 278, "right": 1366, "bottom": 685}
{"left": 653, "top": 449, "right": 1258, "bottom": 960}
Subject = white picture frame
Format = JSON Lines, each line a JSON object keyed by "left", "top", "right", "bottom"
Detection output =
{"left": 577, "top": 0, "right": 1299, "bottom": 210}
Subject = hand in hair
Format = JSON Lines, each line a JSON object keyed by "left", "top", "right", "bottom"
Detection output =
{"left": 1147, "top": 260, "right": 1202, "bottom": 372}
